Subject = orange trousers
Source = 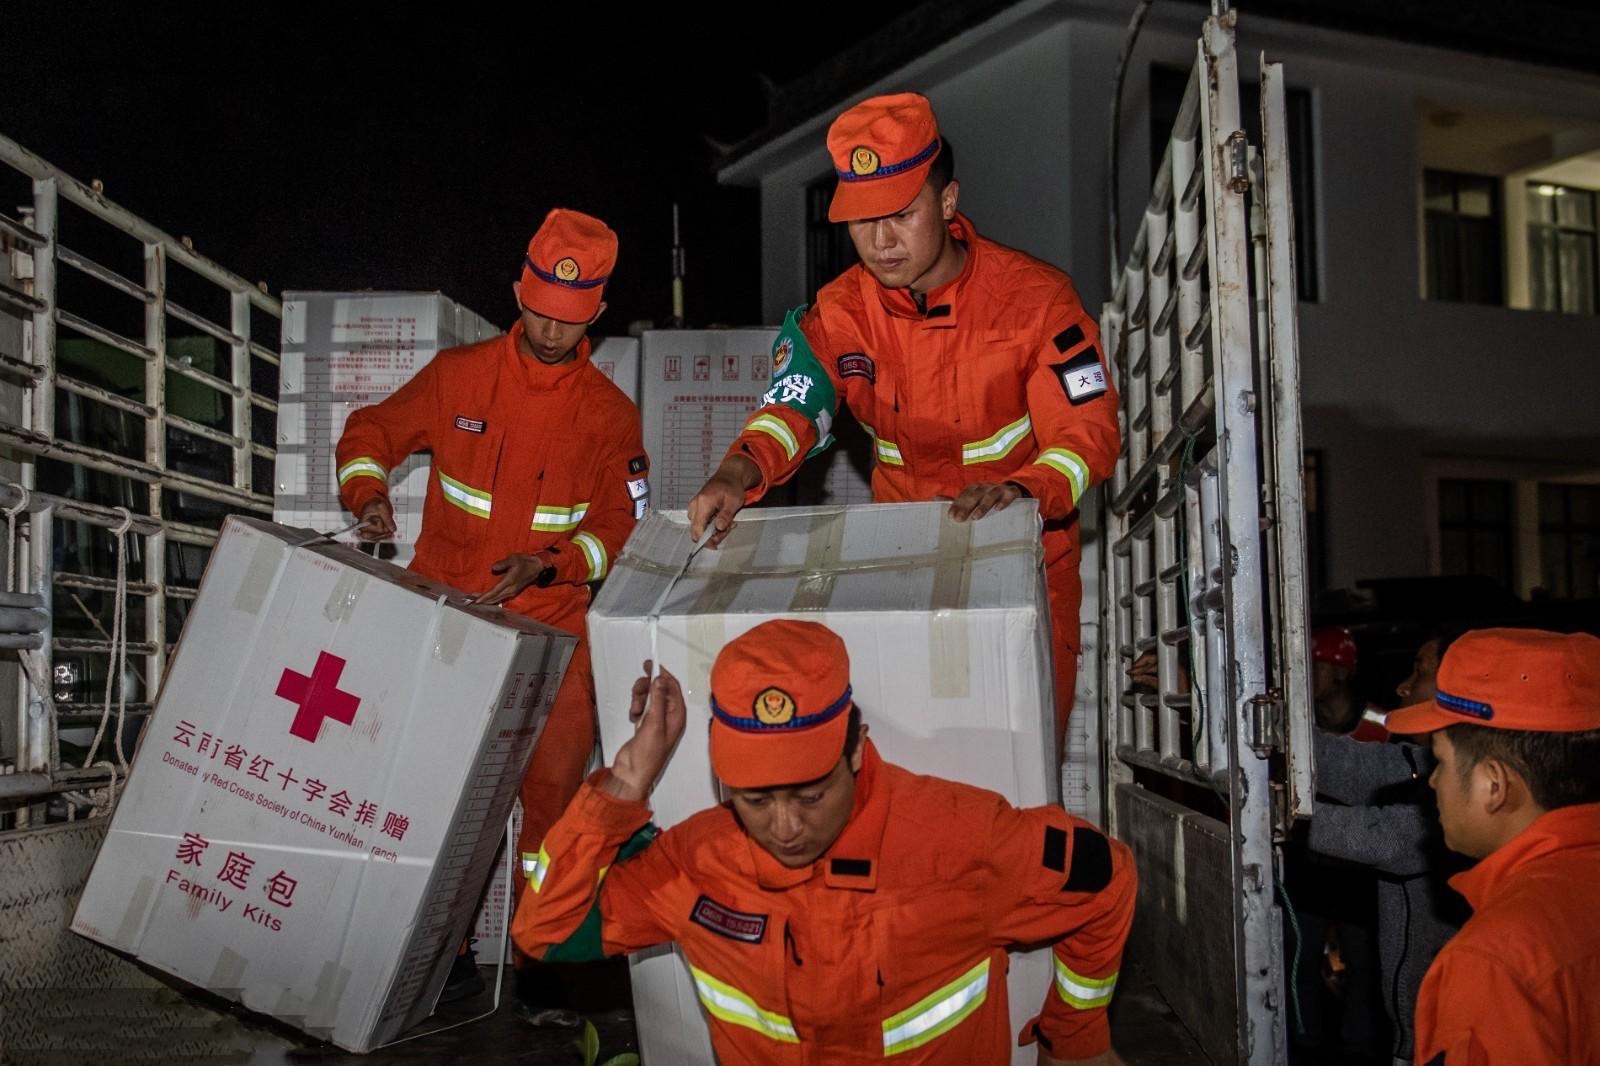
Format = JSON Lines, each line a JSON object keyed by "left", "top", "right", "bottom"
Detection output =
{"left": 513, "top": 639, "right": 595, "bottom": 911}
{"left": 1046, "top": 553, "right": 1081, "bottom": 761}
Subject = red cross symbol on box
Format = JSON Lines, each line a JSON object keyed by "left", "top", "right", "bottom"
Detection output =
{"left": 276, "top": 651, "right": 360, "bottom": 743}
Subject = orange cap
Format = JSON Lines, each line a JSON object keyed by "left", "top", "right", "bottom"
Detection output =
{"left": 826, "top": 92, "right": 943, "bottom": 223}
{"left": 1387, "top": 628, "right": 1600, "bottom": 735}
{"left": 709, "top": 620, "right": 854, "bottom": 789}
{"left": 517, "top": 208, "right": 617, "bottom": 323}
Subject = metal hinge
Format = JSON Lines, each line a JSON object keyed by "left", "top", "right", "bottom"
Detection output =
{"left": 1247, "top": 689, "right": 1284, "bottom": 756}
{"left": 1227, "top": 130, "right": 1250, "bottom": 193}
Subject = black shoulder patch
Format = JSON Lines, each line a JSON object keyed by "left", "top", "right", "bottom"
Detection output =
{"left": 627, "top": 455, "right": 648, "bottom": 475}
{"left": 1052, "top": 324, "right": 1086, "bottom": 353}
{"left": 689, "top": 895, "right": 767, "bottom": 944}
{"left": 829, "top": 858, "right": 872, "bottom": 878}
{"left": 1050, "top": 347, "right": 1109, "bottom": 406}
{"left": 1042, "top": 826, "right": 1068, "bottom": 873}
{"left": 1062, "top": 827, "right": 1112, "bottom": 893}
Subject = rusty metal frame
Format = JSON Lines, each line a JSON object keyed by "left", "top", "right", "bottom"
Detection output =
{"left": 1098, "top": 17, "right": 1311, "bottom": 1065}
{"left": 0, "top": 132, "right": 280, "bottom": 819}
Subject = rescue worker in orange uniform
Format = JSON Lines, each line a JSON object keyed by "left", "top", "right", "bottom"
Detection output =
{"left": 1384, "top": 628, "right": 1600, "bottom": 1064}
{"left": 336, "top": 208, "right": 648, "bottom": 1015}
{"left": 688, "top": 94, "right": 1119, "bottom": 750}
{"left": 512, "top": 620, "right": 1136, "bottom": 1064}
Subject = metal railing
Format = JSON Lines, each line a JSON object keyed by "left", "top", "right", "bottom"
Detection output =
{"left": 0, "top": 132, "right": 281, "bottom": 824}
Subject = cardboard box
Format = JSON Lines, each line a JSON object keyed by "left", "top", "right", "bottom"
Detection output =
{"left": 71, "top": 517, "right": 575, "bottom": 1052}
{"left": 273, "top": 291, "right": 500, "bottom": 566}
{"left": 590, "top": 336, "right": 641, "bottom": 405}
{"left": 590, "top": 501, "right": 1057, "bottom": 1066}
{"left": 469, "top": 802, "right": 524, "bottom": 965}
{"left": 638, "top": 328, "right": 874, "bottom": 512}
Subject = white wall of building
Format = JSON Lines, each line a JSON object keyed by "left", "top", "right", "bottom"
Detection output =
{"left": 725, "top": 1, "right": 1600, "bottom": 594}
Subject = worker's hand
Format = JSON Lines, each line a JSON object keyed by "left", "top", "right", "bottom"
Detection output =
{"left": 474, "top": 552, "right": 555, "bottom": 606}
{"left": 948, "top": 481, "right": 1024, "bottom": 522}
{"left": 1038, "top": 1048, "right": 1124, "bottom": 1066}
{"left": 687, "top": 455, "right": 760, "bottom": 548}
{"left": 604, "top": 663, "right": 686, "bottom": 803}
{"left": 1127, "top": 650, "right": 1158, "bottom": 693}
{"left": 356, "top": 498, "right": 396, "bottom": 541}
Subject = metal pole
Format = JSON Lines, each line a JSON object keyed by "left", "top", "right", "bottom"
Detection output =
{"left": 29, "top": 178, "right": 56, "bottom": 450}
{"left": 1108, "top": 0, "right": 1156, "bottom": 285}
{"left": 145, "top": 243, "right": 168, "bottom": 698}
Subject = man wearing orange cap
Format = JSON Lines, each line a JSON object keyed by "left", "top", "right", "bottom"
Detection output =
{"left": 336, "top": 208, "right": 648, "bottom": 1010}
{"left": 512, "top": 620, "right": 1136, "bottom": 1064}
{"left": 687, "top": 93, "right": 1119, "bottom": 749}
{"left": 1384, "top": 628, "right": 1600, "bottom": 1064}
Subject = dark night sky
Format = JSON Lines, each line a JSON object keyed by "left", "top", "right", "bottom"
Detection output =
{"left": 2, "top": 4, "right": 916, "bottom": 333}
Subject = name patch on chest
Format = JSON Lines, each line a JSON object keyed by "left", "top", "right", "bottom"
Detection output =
{"left": 690, "top": 895, "right": 768, "bottom": 944}
{"left": 837, "top": 352, "right": 876, "bottom": 384}
{"left": 454, "top": 416, "right": 487, "bottom": 434}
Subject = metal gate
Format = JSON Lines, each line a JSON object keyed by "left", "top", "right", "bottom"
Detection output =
{"left": 1099, "top": 16, "right": 1313, "bottom": 1065}
{"left": 0, "top": 132, "right": 281, "bottom": 826}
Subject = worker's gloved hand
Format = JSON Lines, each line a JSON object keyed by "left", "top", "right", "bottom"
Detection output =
{"left": 357, "top": 497, "right": 397, "bottom": 541}
{"left": 687, "top": 455, "right": 760, "bottom": 549}
{"left": 604, "top": 663, "right": 687, "bottom": 803}
{"left": 948, "top": 480, "right": 1025, "bottom": 522}
{"left": 474, "top": 552, "right": 556, "bottom": 606}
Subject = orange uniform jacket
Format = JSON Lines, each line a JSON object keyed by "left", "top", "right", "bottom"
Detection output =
{"left": 1414, "top": 802, "right": 1600, "bottom": 1065}
{"left": 727, "top": 214, "right": 1119, "bottom": 598}
{"left": 334, "top": 324, "right": 648, "bottom": 634}
{"left": 513, "top": 741, "right": 1136, "bottom": 1064}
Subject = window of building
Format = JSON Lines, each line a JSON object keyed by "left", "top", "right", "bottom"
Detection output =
{"left": 1538, "top": 483, "right": 1600, "bottom": 599}
{"left": 1150, "top": 66, "right": 1320, "bottom": 302}
{"left": 1424, "top": 170, "right": 1503, "bottom": 305}
{"left": 805, "top": 173, "right": 858, "bottom": 299}
{"left": 1527, "top": 183, "right": 1598, "bottom": 316}
{"left": 1438, "top": 478, "right": 1514, "bottom": 589}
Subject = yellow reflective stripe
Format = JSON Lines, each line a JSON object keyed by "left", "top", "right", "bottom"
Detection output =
{"left": 337, "top": 457, "right": 387, "bottom": 485}
{"left": 528, "top": 845, "right": 551, "bottom": 892}
{"left": 1053, "top": 957, "right": 1118, "bottom": 1009}
{"left": 438, "top": 471, "right": 493, "bottom": 518}
{"left": 882, "top": 957, "right": 990, "bottom": 1056}
{"left": 1034, "top": 448, "right": 1090, "bottom": 505}
{"left": 747, "top": 413, "right": 799, "bottom": 461}
{"left": 530, "top": 503, "right": 591, "bottom": 531}
{"left": 860, "top": 421, "right": 904, "bottom": 467}
{"left": 689, "top": 966, "right": 799, "bottom": 1044}
{"left": 572, "top": 531, "right": 608, "bottom": 581}
{"left": 961, "top": 414, "right": 1032, "bottom": 464}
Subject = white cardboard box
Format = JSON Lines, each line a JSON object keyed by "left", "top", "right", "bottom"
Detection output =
{"left": 589, "top": 501, "right": 1058, "bottom": 1066}
{"left": 590, "top": 336, "right": 641, "bottom": 405}
{"left": 71, "top": 517, "right": 575, "bottom": 1052}
{"left": 638, "top": 327, "right": 873, "bottom": 512}
{"left": 273, "top": 291, "right": 500, "bottom": 566}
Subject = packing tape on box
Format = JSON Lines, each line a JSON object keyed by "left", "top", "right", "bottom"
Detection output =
{"left": 234, "top": 528, "right": 290, "bottom": 616}
{"left": 322, "top": 568, "right": 367, "bottom": 623}
{"left": 115, "top": 874, "right": 158, "bottom": 947}
{"left": 307, "top": 958, "right": 353, "bottom": 1028}
{"left": 786, "top": 508, "right": 848, "bottom": 611}
{"left": 207, "top": 945, "right": 249, "bottom": 994}
{"left": 928, "top": 515, "right": 975, "bottom": 698}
